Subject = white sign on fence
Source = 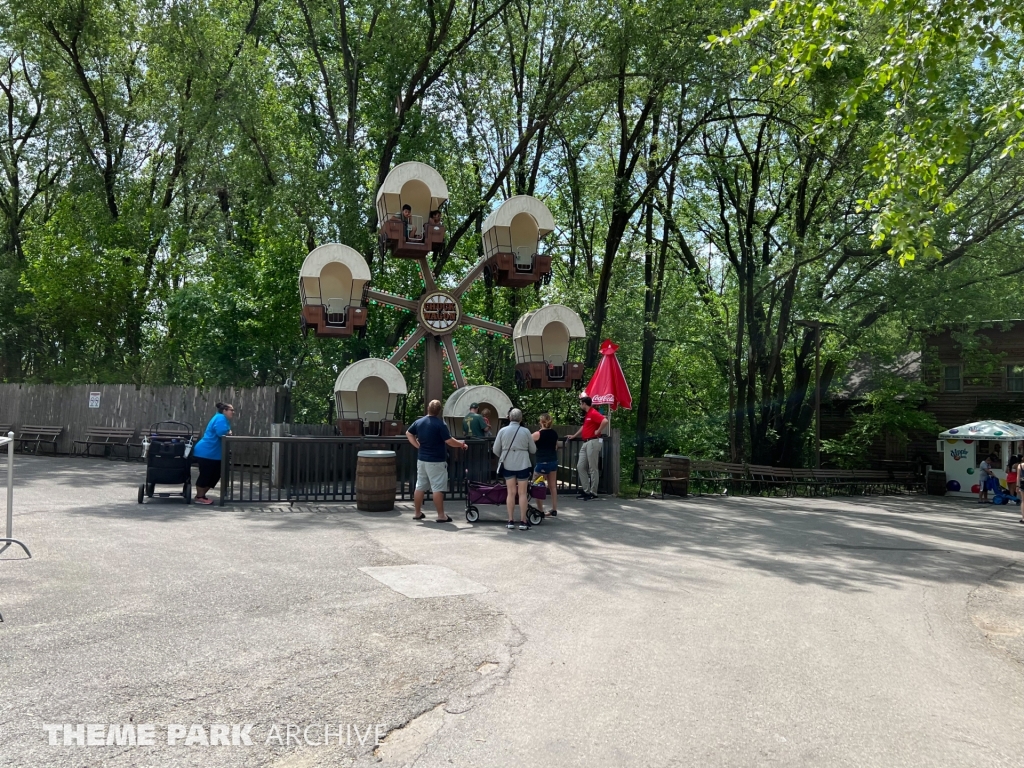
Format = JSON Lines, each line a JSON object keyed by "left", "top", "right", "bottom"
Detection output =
{"left": 88, "top": 392, "right": 101, "bottom": 409}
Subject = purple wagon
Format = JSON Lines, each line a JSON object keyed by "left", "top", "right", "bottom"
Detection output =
{"left": 465, "top": 480, "right": 547, "bottom": 525}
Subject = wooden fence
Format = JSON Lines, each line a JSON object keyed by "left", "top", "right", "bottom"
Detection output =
{"left": 0, "top": 384, "right": 276, "bottom": 454}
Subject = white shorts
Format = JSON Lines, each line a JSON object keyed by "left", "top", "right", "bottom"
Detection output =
{"left": 416, "top": 460, "right": 449, "bottom": 493}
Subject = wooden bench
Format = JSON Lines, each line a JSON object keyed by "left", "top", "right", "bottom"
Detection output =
{"left": 73, "top": 427, "right": 136, "bottom": 459}
{"left": 15, "top": 425, "right": 63, "bottom": 454}
{"left": 637, "top": 457, "right": 690, "bottom": 498}
{"left": 891, "top": 470, "right": 922, "bottom": 493}
{"left": 687, "top": 459, "right": 925, "bottom": 498}
{"left": 690, "top": 461, "right": 748, "bottom": 495}
{"left": 0, "top": 424, "right": 12, "bottom": 440}
{"left": 747, "top": 464, "right": 797, "bottom": 496}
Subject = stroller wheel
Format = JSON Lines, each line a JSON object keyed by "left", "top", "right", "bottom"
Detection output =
{"left": 528, "top": 507, "right": 544, "bottom": 526}
{"left": 185, "top": 481, "right": 192, "bottom": 504}
{"left": 137, "top": 484, "right": 145, "bottom": 504}
{"left": 146, "top": 483, "right": 155, "bottom": 497}
{"left": 466, "top": 506, "right": 480, "bottom": 523}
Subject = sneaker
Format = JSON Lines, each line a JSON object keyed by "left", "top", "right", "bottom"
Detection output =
{"left": 507, "top": 521, "right": 516, "bottom": 530}
{"left": 194, "top": 496, "right": 213, "bottom": 505}
{"left": 519, "top": 520, "right": 530, "bottom": 530}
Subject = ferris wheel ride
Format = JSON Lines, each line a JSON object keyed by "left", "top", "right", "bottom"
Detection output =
{"left": 298, "top": 162, "right": 585, "bottom": 436}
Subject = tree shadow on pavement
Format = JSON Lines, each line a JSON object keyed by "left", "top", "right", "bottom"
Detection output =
{"left": 18, "top": 456, "right": 1024, "bottom": 592}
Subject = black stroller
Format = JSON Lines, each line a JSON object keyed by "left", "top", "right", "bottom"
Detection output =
{"left": 137, "top": 421, "right": 195, "bottom": 504}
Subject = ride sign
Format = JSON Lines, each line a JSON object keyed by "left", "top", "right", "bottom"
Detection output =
{"left": 418, "top": 291, "right": 461, "bottom": 334}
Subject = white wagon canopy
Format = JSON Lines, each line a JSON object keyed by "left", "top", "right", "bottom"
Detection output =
{"left": 334, "top": 359, "right": 408, "bottom": 435}
{"left": 513, "top": 304, "right": 587, "bottom": 389}
{"left": 481, "top": 196, "right": 556, "bottom": 288}
{"left": 443, "top": 385, "right": 514, "bottom": 437}
{"left": 299, "top": 243, "right": 371, "bottom": 338}
{"left": 375, "top": 162, "right": 449, "bottom": 259}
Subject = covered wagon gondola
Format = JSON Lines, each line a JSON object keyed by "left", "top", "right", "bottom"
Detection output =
{"left": 443, "top": 384, "right": 514, "bottom": 438}
{"left": 376, "top": 162, "right": 448, "bottom": 259}
{"left": 481, "top": 195, "right": 555, "bottom": 287}
{"left": 299, "top": 243, "right": 371, "bottom": 338}
{"left": 334, "top": 359, "right": 408, "bottom": 437}
{"left": 513, "top": 305, "right": 586, "bottom": 389}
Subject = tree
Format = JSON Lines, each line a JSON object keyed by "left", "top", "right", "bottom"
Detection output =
{"left": 714, "top": 0, "right": 1024, "bottom": 264}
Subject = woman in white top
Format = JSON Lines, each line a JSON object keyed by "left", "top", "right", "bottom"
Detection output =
{"left": 492, "top": 408, "right": 537, "bottom": 530}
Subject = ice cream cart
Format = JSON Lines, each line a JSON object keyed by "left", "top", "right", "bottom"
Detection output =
{"left": 936, "top": 420, "right": 1024, "bottom": 496}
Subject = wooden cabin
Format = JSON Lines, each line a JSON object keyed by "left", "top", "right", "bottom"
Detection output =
{"left": 513, "top": 305, "right": 586, "bottom": 389}
{"left": 299, "top": 244, "right": 370, "bottom": 338}
{"left": 376, "top": 162, "right": 448, "bottom": 259}
{"left": 481, "top": 196, "right": 555, "bottom": 287}
{"left": 334, "top": 359, "right": 407, "bottom": 437}
{"left": 824, "top": 321, "right": 1024, "bottom": 468}
{"left": 922, "top": 322, "right": 1024, "bottom": 427}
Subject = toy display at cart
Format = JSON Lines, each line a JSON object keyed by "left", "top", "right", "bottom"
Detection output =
{"left": 334, "top": 358, "right": 408, "bottom": 437}
{"left": 137, "top": 421, "right": 195, "bottom": 504}
{"left": 936, "top": 420, "right": 1024, "bottom": 498}
{"left": 443, "top": 384, "right": 513, "bottom": 438}
{"left": 465, "top": 479, "right": 546, "bottom": 525}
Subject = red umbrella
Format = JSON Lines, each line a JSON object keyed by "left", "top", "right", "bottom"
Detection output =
{"left": 582, "top": 339, "right": 632, "bottom": 411}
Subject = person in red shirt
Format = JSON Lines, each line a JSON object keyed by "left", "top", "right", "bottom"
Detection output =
{"left": 568, "top": 396, "right": 608, "bottom": 500}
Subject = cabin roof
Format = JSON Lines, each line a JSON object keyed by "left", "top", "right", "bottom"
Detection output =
{"left": 482, "top": 195, "right": 556, "bottom": 235}
{"left": 334, "top": 358, "right": 408, "bottom": 395}
{"left": 513, "top": 305, "right": 586, "bottom": 339}
{"left": 299, "top": 243, "right": 371, "bottom": 283}
{"left": 444, "top": 384, "right": 513, "bottom": 419}
{"left": 375, "top": 162, "right": 449, "bottom": 205}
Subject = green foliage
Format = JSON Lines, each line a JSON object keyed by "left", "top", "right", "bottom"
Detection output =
{"left": 1, "top": 0, "right": 1024, "bottom": 475}
{"left": 713, "top": 0, "right": 1024, "bottom": 265}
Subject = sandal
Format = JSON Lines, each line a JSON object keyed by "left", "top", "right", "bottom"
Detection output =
{"left": 413, "top": 514, "right": 425, "bottom": 520}
{"left": 435, "top": 516, "right": 453, "bottom": 523}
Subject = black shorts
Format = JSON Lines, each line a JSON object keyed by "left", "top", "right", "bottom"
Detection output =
{"left": 499, "top": 467, "right": 532, "bottom": 480}
{"left": 196, "top": 457, "right": 222, "bottom": 488}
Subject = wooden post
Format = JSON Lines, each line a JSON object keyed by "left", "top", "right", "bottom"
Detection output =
{"left": 425, "top": 336, "right": 444, "bottom": 406}
{"left": 814, "top": 325, "right": 821, "bottom": 469}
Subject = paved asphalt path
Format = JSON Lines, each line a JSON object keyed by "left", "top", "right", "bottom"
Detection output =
{"left": 3, "top": 456, "right": 1024, "bottom": 767}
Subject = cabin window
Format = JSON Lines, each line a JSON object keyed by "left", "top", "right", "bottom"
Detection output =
{"left": 1007, "top": 365, "right": 1024, "bottom": 393}
{"left": 943, "top": 365, "right": 962, "bottom": 392}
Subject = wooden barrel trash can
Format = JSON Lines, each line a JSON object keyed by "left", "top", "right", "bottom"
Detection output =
{"left": 356, "top": 450, "right": 397, "bottom": 511}
{"left": 926, "top": 469, "right": 947, "bottom": 496}
{"left": 662, "top": 454, "right": 691, "bottom": 497}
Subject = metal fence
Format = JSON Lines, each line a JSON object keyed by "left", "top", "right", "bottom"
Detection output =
{"left": 220, "top": 434, "right": 618, "bottom": 504}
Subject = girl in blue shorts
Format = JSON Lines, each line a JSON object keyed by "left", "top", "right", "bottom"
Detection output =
{"left": 532, "top": 413, "right": 561, "bottom": 517}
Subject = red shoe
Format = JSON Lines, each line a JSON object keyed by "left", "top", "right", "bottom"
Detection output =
{"left": 194, "top": 496, "right": 214, "bottom": 505}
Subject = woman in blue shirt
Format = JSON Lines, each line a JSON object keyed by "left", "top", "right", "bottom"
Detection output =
{"left": 193, "top": 402, "right": 234, "bottom": 504}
